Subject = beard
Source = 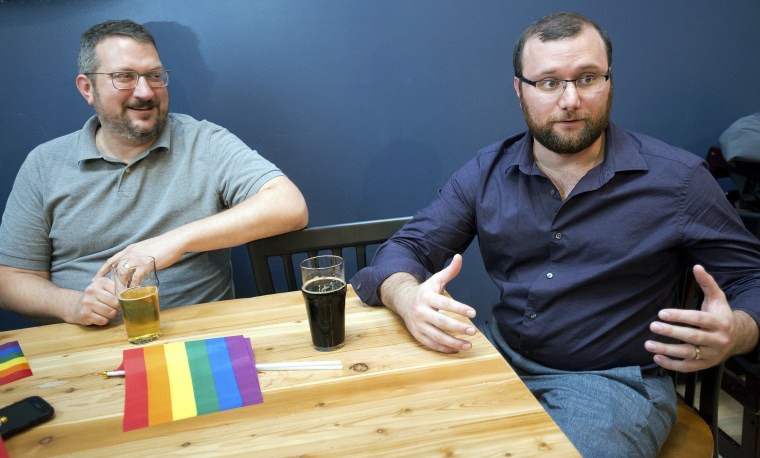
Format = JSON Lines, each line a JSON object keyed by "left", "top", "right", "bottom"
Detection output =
{"left": 520, "top": 88, "right": 613, "bottom": 155}
{"left": 93, "top": 87, "right": 168, "bottom": 144}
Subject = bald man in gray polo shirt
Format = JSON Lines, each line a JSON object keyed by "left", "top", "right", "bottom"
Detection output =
{"left": 0, "top": 20, "right": 308, "bottom": 326}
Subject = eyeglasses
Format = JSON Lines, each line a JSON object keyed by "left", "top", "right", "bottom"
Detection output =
{"left": 517, "top": 73, "right": 610, "bottom": 96}
{"left": 85, "top": 70, "right": 170, "bottom": 90}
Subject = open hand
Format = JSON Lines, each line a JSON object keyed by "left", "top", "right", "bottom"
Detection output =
{"left": 388, "top": 254, "right": 478, "bottom": 353}
{"left": 645, "top": 265, "right": 749, "bottom": 372}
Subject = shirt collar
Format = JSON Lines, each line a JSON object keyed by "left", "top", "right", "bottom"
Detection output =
{"left": 77, "top": 115, "right": 171, "bottom": 165}
{"left": 506, "top": 123, "right": 650, "bottom": 176}
{"left": 602, "top": 123, "right": 649, "bottom": 173}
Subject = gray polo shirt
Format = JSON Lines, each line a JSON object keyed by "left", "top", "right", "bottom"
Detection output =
{"left": 0, "top": 113, "right": 283, "bottom": 308}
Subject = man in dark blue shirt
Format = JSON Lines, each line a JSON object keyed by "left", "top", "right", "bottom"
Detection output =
{"left": 351, "top": 12, "right": 760, "bottom": 457}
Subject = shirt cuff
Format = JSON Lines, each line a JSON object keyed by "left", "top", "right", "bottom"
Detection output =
{"left": 350, "top": 261, "right": 432, "bottom": 306}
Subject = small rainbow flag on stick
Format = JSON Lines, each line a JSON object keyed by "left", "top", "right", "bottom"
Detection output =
{"left": 122, "top": 335, "right": 263, "bottom": 431}
{"left": 0, "top": 341, "right": 33, "bottom": 386}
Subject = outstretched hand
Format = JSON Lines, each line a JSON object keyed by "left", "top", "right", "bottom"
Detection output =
{"left": 383, "top": 254, "right": 478, "bottom": 353}
{"left": 645, "top": 265, "right": 758, "bottom": 372}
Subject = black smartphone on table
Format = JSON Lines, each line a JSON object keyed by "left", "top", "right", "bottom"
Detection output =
{"left": 0, "top": 396, "right": 54, "bottom": 439}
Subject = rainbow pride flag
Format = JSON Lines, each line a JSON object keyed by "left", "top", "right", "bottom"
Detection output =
{"left": 0, "top": 341, "right": 33, "bottom": 386}
{"left": 122, "top": 335, "right": 262, "bottom": 431}
{"left": 0, "top": 435, "right": 8, "bottom": 458}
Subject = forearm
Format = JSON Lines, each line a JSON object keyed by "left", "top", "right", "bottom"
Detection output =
{"left": 169, "top": 176, "right": 308, "bottom": 254}
{"left": 0, "top": 266, "right": 79, "bottom": 323}
{"left": 731, "top": 310, "right": 760, "bottom": 357}
{"left": 379, "top": 272, "right": 421, "bottom": 315}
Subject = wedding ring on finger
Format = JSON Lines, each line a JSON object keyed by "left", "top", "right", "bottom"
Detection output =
{"left": 694, "top": 344, "right": 702, "bottom": 361}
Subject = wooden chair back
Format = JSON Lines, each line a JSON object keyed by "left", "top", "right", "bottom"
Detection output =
{"left": 246, "top": 216, "right": 411, "bottom": 295}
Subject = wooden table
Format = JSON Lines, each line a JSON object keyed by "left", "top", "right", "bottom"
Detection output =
{"left": 0, "top": 287, "right": 577, "bottom": 457}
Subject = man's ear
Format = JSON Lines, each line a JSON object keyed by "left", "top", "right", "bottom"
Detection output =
{"left": 76, "top": 74, "right": 96, "bottom": 106}
{"left": 513, "top": 77, "right": 522, "bottom": 108}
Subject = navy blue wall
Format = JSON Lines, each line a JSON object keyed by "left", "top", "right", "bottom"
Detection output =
{"left": 2, "top": 0, "right": 759, "bottom": 330}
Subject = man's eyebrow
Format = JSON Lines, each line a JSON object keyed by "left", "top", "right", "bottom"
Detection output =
{"left": 529, "top": 64, "right": 607, "bottom": 79}
{"left": 107, "top": 66, "right": 164, "bottom": 72}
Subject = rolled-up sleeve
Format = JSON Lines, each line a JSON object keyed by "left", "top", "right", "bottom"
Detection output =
{"left": 680, "top": 162, "right": 760, "bottom": 361}
{"left": 350, "top": 158, "right": 481, "bottom": 305}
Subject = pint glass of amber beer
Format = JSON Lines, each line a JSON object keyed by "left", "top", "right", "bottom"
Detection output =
{"left": 112, "top": 256, "right": 161, "bottom": 344}
{"left": 300, "top": 255, "right": 346, "bottom": 351}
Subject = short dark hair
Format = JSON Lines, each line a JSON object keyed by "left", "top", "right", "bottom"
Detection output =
{"left": 78, "top": 19, "right": 157, "bottom": 74}
{"left": 513, "top": 12, "right": 612, "bottom": 77}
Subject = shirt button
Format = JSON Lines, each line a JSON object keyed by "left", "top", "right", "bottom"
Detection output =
{"left": 528, "top": 312, "right": 538, "bottom": 319}
{"left": 554, "top": 232, "right": 562, "bottom": 240}
{"left": 125, "top": 168, "right": 131, "bottom": 173}
{"left": 546, "top": 272, "right": 554, "bottom": 279}
{"left": 550, "top": 189, "right": 557, "bottom": 196}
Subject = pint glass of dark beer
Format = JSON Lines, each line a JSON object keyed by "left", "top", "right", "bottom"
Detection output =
{"left": 300, "top": 255, "right": 346, "bottom": 351}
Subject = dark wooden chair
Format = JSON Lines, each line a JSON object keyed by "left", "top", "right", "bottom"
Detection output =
{"left": 738, "top": 210, "right": 760, "bottom": 239}
{"left": 246, "top": 216, "right": 411, "bottom": 295}
{"left": 659, "top": 268, "right": 723, "bottom": 458}
{"left": 720, "top": 212, "right": 760, "bottom": 458}
{"left": 719, "top": 356, "right": 760, "bottom": 458}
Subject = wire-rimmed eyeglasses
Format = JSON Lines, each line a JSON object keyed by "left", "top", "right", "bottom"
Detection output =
{"left": 84, "top": 70, "right": 170, "bottom": 90}
{"left": 516, "top": 73, "right": 610, "bottom": 96}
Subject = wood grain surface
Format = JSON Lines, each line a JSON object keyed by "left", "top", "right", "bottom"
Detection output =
{"left": 0, "top": 288, "right": 578, "bottom": 457}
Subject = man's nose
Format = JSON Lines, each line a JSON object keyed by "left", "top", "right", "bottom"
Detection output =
{"left": 131, "top": 75, "right": 156, "bottom": 98}
{"left": 558, "top": 81, "right": 581, "bottom": 109}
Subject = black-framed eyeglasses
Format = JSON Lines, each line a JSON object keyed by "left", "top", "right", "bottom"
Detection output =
{"left": 516, "top": 73, "right": 610, "bottom": 96}
{"left": 84, "top": 70, "right": 170, "bottom": 90}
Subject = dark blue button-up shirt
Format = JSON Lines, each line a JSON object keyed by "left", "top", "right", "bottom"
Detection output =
{"left": 351, "top": 124, "right": 760, "bottom": 371}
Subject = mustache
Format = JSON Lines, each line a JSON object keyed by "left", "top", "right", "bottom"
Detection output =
{"left": 550, "top": 113, "right": 587, "bottom": 122}
{"left": 127, "top": 100, "right": 158, "bottom": 109}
